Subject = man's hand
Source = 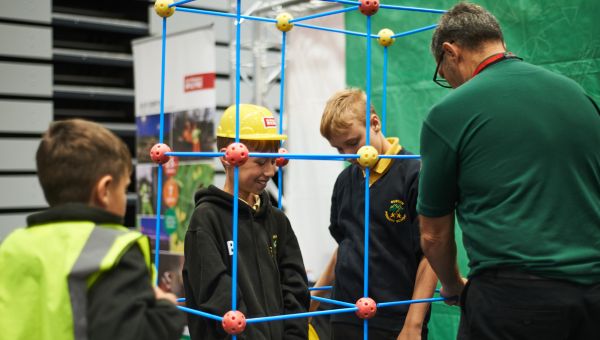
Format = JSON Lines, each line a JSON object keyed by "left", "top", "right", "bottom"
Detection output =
{"left": 440, "top": 277, "right": 468, "bottom": 306}
{"left": 397, "top": 323, "right": 422, "bottom": 340}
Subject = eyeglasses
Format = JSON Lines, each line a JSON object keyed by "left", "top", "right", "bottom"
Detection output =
{"left": 433, "top": 52, "right": 452, "bottom": 88}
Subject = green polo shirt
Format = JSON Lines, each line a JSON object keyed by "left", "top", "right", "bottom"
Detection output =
{"left": 418, "top": 58, "right": 600, "bottom": 285}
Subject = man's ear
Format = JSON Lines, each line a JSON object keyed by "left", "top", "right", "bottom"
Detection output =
{"left": 442, "top": 41, "right": 459, "bottom": 61}
{"left": 90, "top": 175, "right": 113, "bottom": 209}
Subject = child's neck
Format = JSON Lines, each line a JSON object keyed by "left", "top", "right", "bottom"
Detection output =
{"left": 222, "top": 183, "right": 256, "bottom": 206}
{"left": 380, "top": 134, "right": 392, "bottom": 154}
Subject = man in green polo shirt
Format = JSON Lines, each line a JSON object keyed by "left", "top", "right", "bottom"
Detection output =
{"left": 418, "top": 3, "right": 600, "bottom": 340}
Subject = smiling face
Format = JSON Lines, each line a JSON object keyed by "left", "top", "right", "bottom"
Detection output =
{"left": 236, "top": 157, "right": 277, "bottom": 200}
{"left": 219, "top": 139, "right": 279, "bottom": 204}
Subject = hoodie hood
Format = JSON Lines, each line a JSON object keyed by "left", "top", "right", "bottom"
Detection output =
{"left": 194, "top": 185, "right": 271, "bottom": 218}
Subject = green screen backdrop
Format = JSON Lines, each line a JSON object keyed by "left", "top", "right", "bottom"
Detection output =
{"left": 345, "top": 1, "right": 600, "bottom": 339}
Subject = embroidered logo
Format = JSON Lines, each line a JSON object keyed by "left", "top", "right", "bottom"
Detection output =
{"left": 268, "top": 234, "right": 278, "bottom": 259}
{"left": 385, "top": 199, "right": 407, "bottom": 223}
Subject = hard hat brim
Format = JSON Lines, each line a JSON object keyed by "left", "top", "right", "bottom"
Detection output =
{"left": 216, "top": 133, "right": 287, "bottom": 141}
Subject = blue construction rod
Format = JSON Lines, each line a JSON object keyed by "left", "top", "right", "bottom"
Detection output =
{"left": 378, "top": 154, "right": 421, "bottom": 159}
{"left": 249, "top": 152, "right": 359, "bottom": 160}
{"left": 232, "top": 165, "right": 240, "bottom": 312}
{"left": 277, "top": 31, "right": 287, "bottom": 210}
{"left": 177, "top": 306, "right": 223, "bottom": 322}
{"left": 363, "top": 17, "right": 372, "bottom": 340}
{"left": 377, "top": 297, "right": 448, "bottom": 308}
{"left": 175, "top": 6, "right": 277, "bottom": 23}
{"left": 392, "top": 24, "right": 438, "bottom": 39}
{"left": 168, "top": 151, "right": 420, "bottom": 160}
{"left": 166, "top": 151, "right": 225, "bottom": 157}
{"left": 294, "top": 22, "right": 368, "bottom": 38}
{"left": 176, "top": 7, "right": 237, "bottom": 18}
{"left": 379, "top": 4, "right": 446, "bottom": 14}
{"left": 246, "top": 307, "right": 358, "bottom": 324}
{"left": 176, "top": 298, "right": 186, "bottom": 302}
{"left": 318, "top": 0, "right": 360, "bottom": 6}
{"left": 159, "top": 17, "right": 167, "bottom": 144}
{"left": 154, "top": 17, "right": 168, "bottom": 285}
{"left": 235, "top": 0, "right": 241, "bottom": 144}
{"left": 230, "top": 0, "right": 242, "bottom": 321}
{"left": 309, "top": 286, "right": 333, "bottom": 291}
{"left": 239, "top": 14, "right": 276, "bottom": 23}
{"left": 290, "top": 6, "right": 358, "bottom": 23}
{"left": 310, "top": 296, "right": 356, "bottom": 308}
{"left": 382, "top": 46, "right": 388, "bottom": 135}
{"left": 154, "top": 165, "right": 164, "bottom": 286}
{"left": 363, "top": 166, "right": 370, "bottom": 294}
{"left": 277, "top": 164, "right": 283, "bottom": 209}
{"left": 170, "top": 0, "right": 197, "bottom": 7}
{"left": 365, "top": 15, "right": 371, "bottom": 145}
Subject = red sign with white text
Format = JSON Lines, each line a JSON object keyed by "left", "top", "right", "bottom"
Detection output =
{"left": 184, "top": 73, "right": 216, "bottom": 92}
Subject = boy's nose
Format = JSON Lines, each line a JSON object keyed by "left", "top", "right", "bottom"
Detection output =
{"left": 265, "top": 162, "right": 276, "bottom": 176}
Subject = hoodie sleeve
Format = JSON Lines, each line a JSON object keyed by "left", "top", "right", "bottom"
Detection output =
{"left": 184, "top": 209, "right": 246, "bottom": 339}
{"left": 277, "top": 216, "right": 310, "bottom": 339}
{"left": 88, "top": 245, "right": 186, "bottom": 340}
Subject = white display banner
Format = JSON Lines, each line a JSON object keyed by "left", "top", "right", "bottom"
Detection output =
{"left": 284, "top": 13, "right": 346, "bottom": 281}
{"left": 133, "top": 25, "right": 216, "bottom": 117}
{"left": 131, "top": 26, "right": 217, "bottom": 274}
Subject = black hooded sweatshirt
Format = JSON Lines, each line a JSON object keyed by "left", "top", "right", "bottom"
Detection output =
{"left": 182, "top": 185, "right": 310, "bottom": 339}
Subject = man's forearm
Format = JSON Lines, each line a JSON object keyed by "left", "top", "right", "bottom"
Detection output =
{"left": 419, "top": 214, "right": 462, "bottom": 290}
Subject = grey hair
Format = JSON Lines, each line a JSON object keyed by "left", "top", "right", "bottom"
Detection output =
{"left": 431, "top": 2, "right": 504, "bottom": 61}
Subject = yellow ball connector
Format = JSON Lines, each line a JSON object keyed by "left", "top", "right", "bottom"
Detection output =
{"left": 357, "top": 145, "right": 379, "bottom": 168}
{"left": 377, "top": 28, "right": 395, "bottom": 47}
{"left": 276, "top": 13, "right": 294, "bottom": 32}
{"left": 155, "top": 0, "right": 176, "bottom": 18}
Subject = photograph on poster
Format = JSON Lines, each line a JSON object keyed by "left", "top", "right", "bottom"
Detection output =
{"left": 172, "top": 108, "right": 217, "bottom": 155}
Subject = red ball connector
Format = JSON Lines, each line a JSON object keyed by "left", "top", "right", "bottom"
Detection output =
{"left": 150, "top": 143, "right": 172, "bottom": 165}
{"left": 275, "top": 148, "right": 289, "bottom": 167}
{"left": 355, "top": 297, "right": 377, "bottom": 319}
{"left": 359, "top": 0, "right": 379, "bottom": 16}
{"left": 225, "top": 142, "right": 249, "bottom": 166}
{"left": 222, "top": 310, "right": 246, "bottom": 335}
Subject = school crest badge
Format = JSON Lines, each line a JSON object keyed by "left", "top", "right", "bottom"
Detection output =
{"left": 385, "top": 199, "right": 407, "bottom": 223}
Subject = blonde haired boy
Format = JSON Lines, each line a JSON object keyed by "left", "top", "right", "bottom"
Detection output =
{"left": 313, "top": 89, "right": 438, "bottom": 340}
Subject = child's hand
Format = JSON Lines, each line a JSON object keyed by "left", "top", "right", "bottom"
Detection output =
{"left": 154, "top": 286, "right": 178, "bottom": 304}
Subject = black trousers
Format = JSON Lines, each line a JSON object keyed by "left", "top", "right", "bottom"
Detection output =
{"left": 331, "top": 322, "right": 428, "bottom": 340}
{"left": 458, "top": 269, "right": 600, "bottom": 340}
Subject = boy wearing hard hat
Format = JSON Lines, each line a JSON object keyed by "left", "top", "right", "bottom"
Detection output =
{"left": 182, "top": 104, "right": 310, "bottom": 339}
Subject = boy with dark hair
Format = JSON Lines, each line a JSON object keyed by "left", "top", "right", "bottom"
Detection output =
{"left": 0, "top": 119, "right": 186, "bottom": 340}
{"left": 312, "top": 89, "right": 438, "bottom": 339}
{"left": 182, "top": 104, "right": 310, "bottom": 339}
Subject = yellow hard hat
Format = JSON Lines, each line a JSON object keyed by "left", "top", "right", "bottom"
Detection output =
{"left": 217, "top": 104, "right": 287, "bottom": 140}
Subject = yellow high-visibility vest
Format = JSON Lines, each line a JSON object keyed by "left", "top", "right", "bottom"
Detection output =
{"left": 0, "top": 222, "right": 152, "bottom": 340}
